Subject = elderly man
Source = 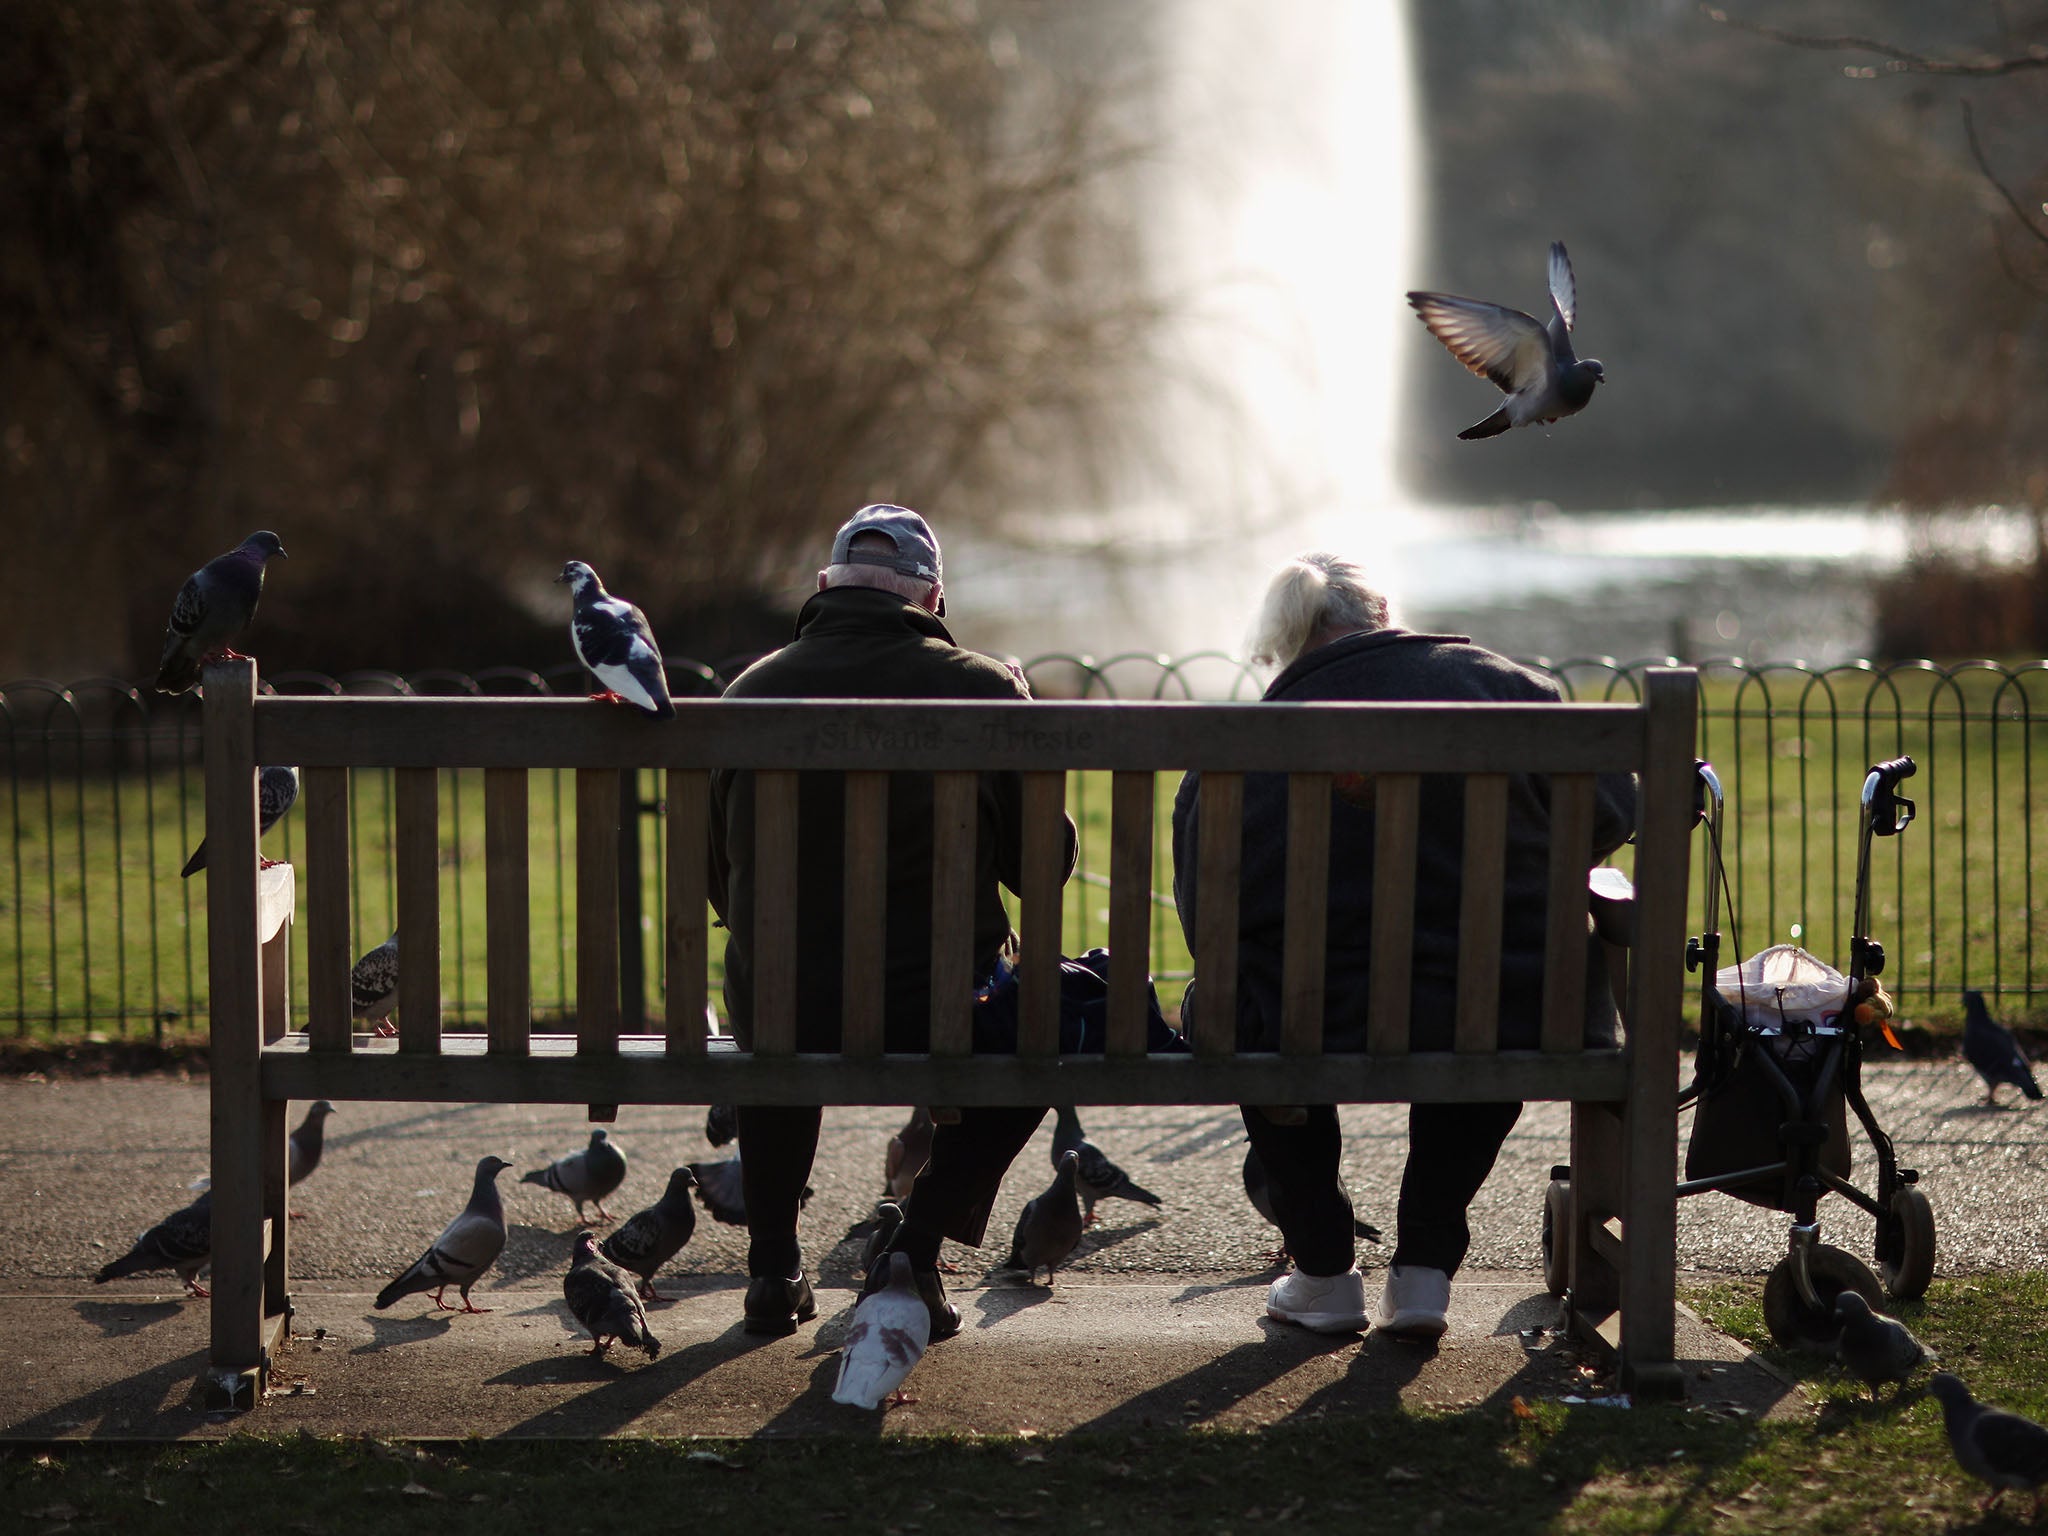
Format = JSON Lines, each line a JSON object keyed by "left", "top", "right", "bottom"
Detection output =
{"left": 709, "top": 504, "right": 1077, "bottom": 1336}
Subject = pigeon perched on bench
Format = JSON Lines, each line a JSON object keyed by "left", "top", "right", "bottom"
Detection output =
{"left": 563, "top": 1230, "right": 661, "bottom": 1360}
{"left": 1003, "top": 1149, "right": 1084, "bottom": 1285}
{"left": 93, "top": 1190, "right": 212, "bottom": 1297}
{"left": 180, "top": 764, "right": 299, "bottom": 877}
{"left": 1930, "top": 1372, "right": 2048, "bottom": 1519}
{"left": 1963, "top": 990, "right": 2041, "bottom": 1106}
{"left": 351, "top": 932, "right": 399, "bottom": 1037}
{"left": 153, "top": 530, "right": 288, "bottom": 694}
{"left": 523, "top": 1128, "right": 627, "bottom": 1224}
{"left": 598, "top": 1167, "right": 698, "bottom": 1300}
{"left": 1833, "top": 1291, "right": 1934, "bottom": 1398}
{"left": 1052, "top": 1106, "right": 1161, "bottom": 1226}
{"left": 833, "top": 1251, "right": 930, "bottom": 1409}
{"left": 375, "top": 1155, "right": 511, "bottom": 1314}
{"left": 555, "top": 560, "right": 675, "bottom": 719}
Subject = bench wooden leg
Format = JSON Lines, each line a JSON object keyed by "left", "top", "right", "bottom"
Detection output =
{"left": 1566, "top": 1099, "right": 1622, "bottom": 1360}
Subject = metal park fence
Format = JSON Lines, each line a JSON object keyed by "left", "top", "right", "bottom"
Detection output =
{"left": 3, "top": 654, "right": 2043, "bottom": 1044}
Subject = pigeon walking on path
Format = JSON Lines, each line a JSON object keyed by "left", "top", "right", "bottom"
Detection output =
{"left": 1963, "top": 990, "right": 2042, "bottom": 1106}
{"left": 885, "top": 1107, "right": 935, "bottom": 1201}
{"left": 556, "top": 561, "right": 675, "bottom": 720}
{"left": 704, "top": 1102, "right": 738, "bottom": 1148}
{"left": 599, "top": 1167, "right": 698, "bottom": 1300}
{"left": 286, "top": 1101, "right": 335, "bottom": 1217}
{"left": 563, "top": 1231, "right": 661, "bottom": 1359}
{"left": 1408, "top": 242, "right": 1605, "bottom": 440}
{"left": 351, "top": 932, "right": 399, "bottom": 1037}
{"left": 522, "top": 1128, "right": 627, "bottom": 1224}
{"left": 1833, "top": 1291, "right": 1934, "bottom": 1399}
{"left": 153, "top": 531, "right": 288, "bottom": 694}
{"left": 93, "top": 1191, "right": 212, "bottom": 1297}
{"left": 833, "top": 1251, "right": 931, "bottom": 1409}
{"left": 180, "top": 765, "right": 300, "bottom": 877}
{"left": 1052, "top": 1106, "right": 1162, "bottom": 1226}
{"left": 1004, "top": 1149, "right": 1084, "bottom": 1285}
{"left": 687, "top": 1153, "right": 812, "bottom": 1228}
{"left": 1242, "top": 1144, "right": 1381, "bottom": 1264}
{"left": 1930, "top": 1372, "right": 2048, "bottom": 1518}
{"left": 374, "top": 1155, "right": 511, "bottom": 1314}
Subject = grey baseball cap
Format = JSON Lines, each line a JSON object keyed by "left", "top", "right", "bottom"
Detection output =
{"left": 830, "top": 504, "right": 942, "bottom": 582}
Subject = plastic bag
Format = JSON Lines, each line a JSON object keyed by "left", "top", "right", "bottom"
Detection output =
{"left": 1712, "top": 943, "right": 1851, "bottom": 1035}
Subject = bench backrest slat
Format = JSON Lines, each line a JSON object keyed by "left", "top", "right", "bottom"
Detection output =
{"left": 1280, "top": 772, "right": 1332, "bottom": 1055}
{"left": 750, "top": 769, "right": 799, "bottom": 1055}
{"left": 1366, "top": 772, "right": 1420, "bottom": 1055}
{"left": 303, "top": 765, "right": 353, "bottom": 1052}
{"left": 664, "top": 767, "right": 710, "bottom": 1055}
{"left": 395, "top": 766, "right": 441, "bottom": 1052}
{"left": 1019, "top": 770, "right": 1069, "bottom": 1056}
{"left": 1454, "top": 774, "right": 1510, "bottom": 1053}
{"left": 1541, "top": 773, "right": 1597, "bottom": 1054}
{"left": 929, "top": 771, "right": 978, "bottom": 1055}
{"left": 484, "top": 767, "right": 531, "bottom": 1055}
{"left": 1191, "top": 770, "right": 1242, "bottom": 1057}
{"left": 575, "top": 768, "right": 620, "bottom": 1055}
{"left": 839, "top": 770, "right": 889, "bottom": 1057}
{"left": 1105, "top": 770, "right": 1156, "bottom": 1057}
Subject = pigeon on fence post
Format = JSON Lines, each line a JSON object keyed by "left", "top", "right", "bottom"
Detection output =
{"left": 1052, "top": 1106, "right": 1161, "bottom": 1226}
{"left": 1962, "top": 990, "right": 2042, "bottom": 1106}
{"left": 563, "top": 1230, "right": 661, "bottom": 1359}
{"left": 598, "top": 1167, "right": 698, "bottom": 1300}
{"left": 522, "top": 1128, "right": 627, "bottom": 1223}
{"left": 180, "top": 765, "right": 300, "bottom": 877}
{"left": 555, "top": 561, "right": 675, "bottom": 719}
{"left": 1003, "top": 1149, "right": 1084, "bottom": 1285}
{"left": 374, "top": 1155, "right": 511, "bottom": 1314}
{"left": 1930, "top": 1372, "right": 2048, "bottom": 1518}
{"left": 153, "top": 531, "right": 288, "bottom": 694}
{"left": 93, "top": 1191, "right": 212, "bottom": 1297}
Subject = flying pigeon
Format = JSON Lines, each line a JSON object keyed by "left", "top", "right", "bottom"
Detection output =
{"left": 522, "top": 1127, "right": 627, "bottom": 1224}
{"left": 287, "top": 1100, "right": 335, "bottom": 1216}
{"left": 555, "top": 560, "right": 675, "bottom": 720}
{"left": 1832, "top": 1291, "right": 1935, "bottom": 1398}
{"left": 832, "top": 1251, "right": 931, "bottom": 1409}
{"left": 563, "top": 1230, "right": 662, "bottom": 1359}
{"left": 1408, "top": 241, "right": 1605, "bottom": 440}
{"left": 93, "top": 1190, "right": 212, "bottom": 1297}
{"left": 704, "top": 1102, "right": 738, "bottom": 1148}
{"left": 180, "top": 764, "right": 300, "bottom": 877}
{"left": 1242, "top": 1144, "right": 1381, "bottom": 1264}
{"left": 351, "top": 932, "right": 399, "bottom": 1037}
{"left": 1930, "top": 1371, "right": 2048, "bottom": 1519}
{"left": 153, "top": 530, "right": 288, "bottom": 694}
{"left": 598, "top": 1166, "right": 698, "bottom": 1300}
{"left": 1963, "top": 990, "right": 2042, "bottom": 1106}
{"left": 687, "top": 1153, "right": 814, "bottom": 1228}
{"left": 1052, "top": 1106, "right": 1161, "bottom": 1226}
{"left": 374, "top": 1155, "right": 511, "bottom": 1313}
{"left": 885, "top": 1107, "right": 936, "bottom": 1201}
{"left": 1003, "top": 1149, "right": 1085, "bottom": 1285}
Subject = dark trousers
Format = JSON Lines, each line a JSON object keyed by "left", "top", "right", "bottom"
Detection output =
{"left": 739, "top": 1104, "right": 1047, "bottom": 1278}
{"left": 1240, "top": 1100, "right": 1523, "bottom": 1278}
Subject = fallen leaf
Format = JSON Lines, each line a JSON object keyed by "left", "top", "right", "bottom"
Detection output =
{"left": 400, "top": 1481, "right": 442, "bottom": 1499}
{"left": 1510, "top": 1395, "right": 1537, "bottom": 1421}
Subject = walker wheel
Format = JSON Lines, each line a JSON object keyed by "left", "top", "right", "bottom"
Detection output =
{"left": 1539, "top": 1179, "right": 1572, "bottom": 1298}
{"left": 1879, "top": 1185, "right": 1936, "bottom": 1302}
{"left": 1762, "top": 1244, "right": 1883, "bottom": 1351}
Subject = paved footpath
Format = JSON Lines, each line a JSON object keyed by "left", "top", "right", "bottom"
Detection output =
{"left": 0, "top": 1059, "right": 2037, "bottom": 1439}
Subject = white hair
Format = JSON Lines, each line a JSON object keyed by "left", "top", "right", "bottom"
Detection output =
{"left": 1247, "top": 551, "right": 1392, "bottom": 671}
{"left": 822, "top": 530, "right": 939, "bottom": 605}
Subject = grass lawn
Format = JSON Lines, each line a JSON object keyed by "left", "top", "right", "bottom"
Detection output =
{"left": 4, "top": 1272, "right": 2043, "bottom": 1532}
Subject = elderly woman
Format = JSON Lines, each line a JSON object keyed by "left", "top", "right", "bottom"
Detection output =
{"left": 1172, "top": 552, "right": 1637, "bottom": 1337}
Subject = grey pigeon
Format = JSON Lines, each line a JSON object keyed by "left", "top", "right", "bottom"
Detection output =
{"left": 374, "top": 1155, "right": 511, "bottom": 1313}
{"left": 522, "top": 1127, "right": 627, "bottom": 1224}
{"left": 1832, "top": 1291, "right": 1934, "bottom": 1398}
{"left": 180, "top": 764, "right": 300, "bottom": 877}
{"left": 687, "top": 1153, "right": 811, "bottom": 1228}
{"left": 1963, "top": 990, "right": 2042, "bottom": 1106}
{"left": 153, "top": 530, "right": 288, "bottom": 694}
{"left": 860, "top": 1200, "right": 905, "bottom": 1275}
{"left": 1242, "top": 1144, "right": 1381, "bottom": 1263}
{"left": 598, "top": 1167, "right": 698, "bottom": 1300}
{"left": 93, "top": 1190, "right": 212, "bottom": 1297}
{"left": 1408, "top": 241, "right": 1605, "bottom": 440}
{"left": 1003, "top": 1149, "right": 1084, "bottom": 1285}
{"left": 555, "top": 561, "right": 675, "bottom": 720}
{"left": 1052, "top": 1106, "right": 1161, "bottom": 1226}
{"left": 563, "top": 1230, "right": 661, "bottom": 1359}
{"left": 287, "top": 1099, "right": 335, "bottom": 1188}
{"left": 704, "top": 1102, "right": 738, "bottom": 1148}
{"left": 885, "top": 1107, "right": 935, "bottom": 1201}
{"left": 832, "top": 1251, "right": 931, "bottom": 1409}
{"left": 351, "top": 932, "right": 399, "bottom": 1036}
{"left": 1930, "top": 1371, "right": 2048, "bottom": 1519}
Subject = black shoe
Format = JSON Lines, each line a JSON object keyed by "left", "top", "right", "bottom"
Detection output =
{"left": 743, "top": 1271, "right": 817, "bottom": 1336}
{"left": 860, "top": 1251, "right": 961, "bottom": 1342}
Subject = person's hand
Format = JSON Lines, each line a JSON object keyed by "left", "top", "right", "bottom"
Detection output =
{"left": 1002, "top": 658, "right": 1031, "bottom": 697}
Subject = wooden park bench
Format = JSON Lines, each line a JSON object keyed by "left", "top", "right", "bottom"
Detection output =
{"left": 196, "top": 659, "right": 1699, "bottom": 1408}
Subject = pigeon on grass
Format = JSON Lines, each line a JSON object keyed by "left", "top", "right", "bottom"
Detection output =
{"left": 1052, "top": 1106, "right": 1161, "bottom": 1226}
{"left": 180, "top": 765, "right": 300, "bottom": 877}
{"left": 598, "top": 1167, "right": 698, "bottom": 1301}
{"left": 1930, "top": 1372, "right": 2048, "bottom": 1518}
{"left": 1408, "top": 242, "right": 1605, "bottom": 440}
{"left": 522, "top": 1128, "right": 627, "bottom": 1224}
{"left": 374, "top": 1155, "right": 511, "bottom": 1314}
{"left": 833, "top": 1252, "right": 930, "bottom": 1409}
{"left": 1963, "top": 989, "right": 2042, "bottom": 1106}
{"left": 1243, "top": 1144, "right": 1381, "bottom": 1265}
{"left": 93, "top": 1191, "right": 212, "bottom": 1297}
{"left": 153, "top": 531, "right": 288, "bottom": 694}
{"left": 1003, "top": 1149, "right": 1084, "bottom": 1285}
{"left": 1832, "top": 1291, "right": 1934, "bottom": 1399}
{"left": 563, "top": 1231, "right": 661, "bottom": 1360}
{"left": 555, "top": 561, "right": 675, "bottom": 719}
{"left": 351, "top": 932, "right": 399, "bottom": 1038}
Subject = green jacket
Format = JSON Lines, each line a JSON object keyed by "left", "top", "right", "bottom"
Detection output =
{"left": 708, "top": 586, "right": 1077, "bottom": 1051}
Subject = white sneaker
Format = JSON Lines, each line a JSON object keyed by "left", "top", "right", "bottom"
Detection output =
{"left": 1373, "top": 1264, "right": 1451, "bottom": 1338}
{"left": 1266, "top": 1266, "right": 1370, "bottom": 1334}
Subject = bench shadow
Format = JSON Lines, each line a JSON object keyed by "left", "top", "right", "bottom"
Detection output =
{"left": 2, "top": 1345, "right": 215, "bottom": 1439}
{"left": 1068, "top": 1326, "right": 1367, "bottom": 1433}
{"left": 756, "top": 1350, "right": 888, "bottom": 1437}
{"left": 354, "top": 1311, "right": 457, "bottom": 1353}
{"left": 490, "top": 1333, "right": 737, "bottom": 1438}
{"left": 73, "top": 1299, "right": 186, "bottom": 1338}
{"left": 969, "top": 1283, "right": 1055, "bottom": 1330}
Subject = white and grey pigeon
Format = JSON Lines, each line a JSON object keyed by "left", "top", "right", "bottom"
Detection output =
{"left": 522, "top": 1127, "right": 628, "bottom": 1224}
{"left": 287, "top": 1099, "right": 335, "bottom": 1188}
{"left": 1408, "top": 241, "right": 1606, "bottom": 440}
{"left": 1930, "top": 1371, "right": 2048, "bottom": 1519}
{"left": 93, "top": 1190, "right": 212, "bottom": 1297}
{"left": 1052, "top": 1106, "right": 1162, "bottom": 1226}
{"left": 153, "top": 530, "right": 288, "bottom": 694}
{"left": 885, "top": 1106, "right": 936, "bottom": 1201}
{"left": 1003, "top": 1148, "right": 1085, "bottom": 1285}
{"left": 1963, "top": 990, "right": 2042, "bottom": 1106}
{"left": 598, "top": 1166, "right": 698, "bottom": 1300}
{"left": 832, "top": 1251, "right": 931, "bottom": 1409}
{"left": 374, "top": 1155, "right": 511, "bottom": 1314}
{"left": 351, "top": 932, "right": 400, "bottom": 1037}
{"left": 1242, "top": 1144, "right": 1381, "bottom": 1264}
{"left": 180, "top": 764, "right": 300, "bottom": 878}
{"left": 563, "top": 1230, "right": 661, "bottom": 1360}
{"left": 1832, "top": 1291, "right": 1934, "bottom": 1399}
{"left": 555, "top": 560, "right": 675, "bottom": 720}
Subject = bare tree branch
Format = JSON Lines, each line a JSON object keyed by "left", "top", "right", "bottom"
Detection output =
{"left": 1700, "top": 5, "right": 2048, "bottom": 76}
{"left": 1961, "top": 98, "right": 2048, "bottom": 252}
